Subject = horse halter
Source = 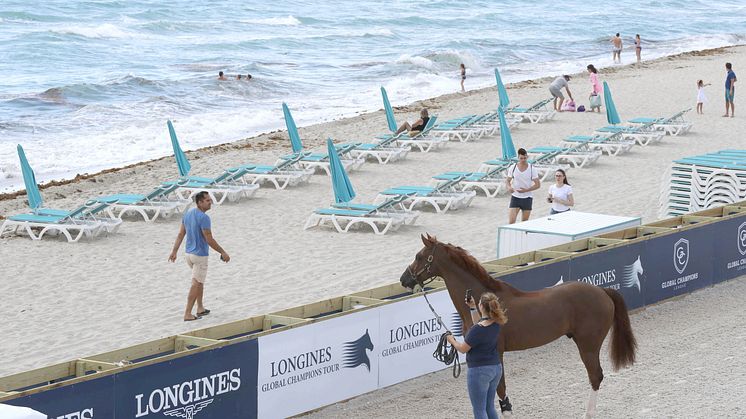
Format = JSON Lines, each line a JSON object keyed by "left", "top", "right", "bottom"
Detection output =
{"left": 407, "top": 245, "right": 438, "bottom": 288}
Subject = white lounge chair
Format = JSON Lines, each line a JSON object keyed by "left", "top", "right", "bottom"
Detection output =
{"left": 93, "top": 183, "right": 191, "bottom": 222}
{"left": 304, "top": 195, "right": 419, "bottom": 235}
{"left": 343, "top": 141, "right": 411, "bottom": 164}
{"left": 228, "top": 154, "right": 314, "bottom": 190}
{"left": 594, "top": 122, "right": 664, "bottom": 146}
{"left": 1, "top": 200, "right": 116, "bottom": 242}
{"left": 277, "top": 144, "right": 365, "bottom": 175}
{"left": 431, "top": 169, "right": 508, "bottom": 198}
{"left": 526, "top": 146, "right": 602, "bottom": 169}
{"left": 375, "top": 178, "right": 476, "bottom": 213}
{"left": 628, "top": 109, "right": 693, "bottom": 136}
{"left": 377, "top": 117, "right": 448, "bottom": 152}
{"left": 559, "top": 133, "right": 635, "bottom": 157}
{"left": 505, "top": 98, "right": 556, "bottom": 123}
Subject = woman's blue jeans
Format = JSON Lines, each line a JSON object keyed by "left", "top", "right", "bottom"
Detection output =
{"left": 467, "top": 363, "right": 502, "bottom": 419}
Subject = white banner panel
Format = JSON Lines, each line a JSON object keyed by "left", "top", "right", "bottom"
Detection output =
{"left": 257, "top": 309, "right": 379, "bottom": 419}
{"left": 377, "top": 290, "right": 462, "bottom": 388}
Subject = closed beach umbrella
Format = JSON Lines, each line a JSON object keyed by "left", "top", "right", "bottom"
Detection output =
{"left": 381, "top": 87, "right": 397, "bottom": 133}
{"left": 16, "top": 145, "right": 43, "bottom": 210}
{"left": 327, "top": 138, "right": 355, "bottom": 204}
{"left": 282, "top": 103, "right": 304, "bottom": 154}
{"left": 167, "top": 120, "right": 191, "bottom": 177}
{"left": 603, "top": 81, "right": 621, "bottom": 125}
{"left": 499, "top": 108, "right": 516, "bottom": 160}
{"left": 495, "top": 68, "right": 510, "bottom": 110}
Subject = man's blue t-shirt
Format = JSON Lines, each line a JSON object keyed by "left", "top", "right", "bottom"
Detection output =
{"left": 464, "top": 322, "right": 502, "bottom": 368}
{"left": 183, "top": 207, "right": 211, "bottom": 256}
{"left": 726, "top": 70, "right": 736, "bottom": 90}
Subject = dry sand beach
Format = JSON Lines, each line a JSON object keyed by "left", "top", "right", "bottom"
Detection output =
{"left": 1, "top": 45, "right": 745, "bottom": 415}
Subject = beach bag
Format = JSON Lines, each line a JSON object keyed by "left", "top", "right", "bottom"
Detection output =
{"left": 577, "top": 105, "right": 586, "bottom": 112}
{"left": 561, "top": 99, "right": 576, "bottom": 112}
{"left": 589, "top": 94, "right": 602, "bottom": 108}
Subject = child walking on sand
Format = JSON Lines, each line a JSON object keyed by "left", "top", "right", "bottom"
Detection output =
{"left": 696, "top": 80, "right": 711, "bottom": 114}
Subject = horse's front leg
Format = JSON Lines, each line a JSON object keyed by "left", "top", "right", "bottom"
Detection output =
{"left": 497, "top": 352, "right": 513, "bottom": 416}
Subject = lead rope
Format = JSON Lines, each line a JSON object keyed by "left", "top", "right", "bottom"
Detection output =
{"left": 422, "top": 290, "right": 461, "bottom": 378}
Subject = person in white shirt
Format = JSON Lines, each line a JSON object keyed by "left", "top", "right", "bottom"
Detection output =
{"left": 506, "top": 148, "right": 541, "bottom": 224}
{"left": 547, "top": 169, "right": 574, "bottom": 215}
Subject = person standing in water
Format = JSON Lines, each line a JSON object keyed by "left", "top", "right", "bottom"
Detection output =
{"left": 611, "top": 33, "right": 623, "bottom": 63}
{"left": 634, "top": 34, "right": 642, "bottom": 63}
{"left": 218, "top": 71, "right": 227, "bottom": 81}
{"left": 460, "top": 63, "right": 466, "bottom": 92}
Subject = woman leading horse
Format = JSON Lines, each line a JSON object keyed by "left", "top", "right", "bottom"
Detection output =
{"left": 400, "top": 234, "right": 637, "bottom": 418}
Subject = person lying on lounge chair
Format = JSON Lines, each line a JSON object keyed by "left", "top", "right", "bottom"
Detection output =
{"left": 395, "top": 108, "right": 430, "bottom": 135}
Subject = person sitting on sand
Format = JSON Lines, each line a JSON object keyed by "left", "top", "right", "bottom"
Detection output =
{"left": 394, "top": 108, "right": 430, "bottom": 135}
{"left": 549, "top": 75, "right": 573, "bottom": 112}
{"left": 218, "top": 71, "right": 227, "bottom": 81}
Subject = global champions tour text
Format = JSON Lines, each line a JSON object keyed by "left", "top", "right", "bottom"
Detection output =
{"left": 262, "top": 318, "right": 444, "bottom": 392}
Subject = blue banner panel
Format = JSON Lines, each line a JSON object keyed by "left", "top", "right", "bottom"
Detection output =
{"left": 497, "top": 260, "right": 570, "bottom": 291}
{"left": 712, "top": 216, "right": 746, "bottom": 283}
{"left": 115, "top": 339, "right": 258, "bottom": 419}
{"left": 642, "top": 227, "right": 714, "bottom": 305}
{"left": 568, "top": 242, "right": 646, "bottom": 310}
{"left": 6, "top": 374, "right": 115, "bottom": 418}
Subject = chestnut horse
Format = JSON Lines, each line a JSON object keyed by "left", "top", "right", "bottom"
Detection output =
{"left": 400, "top": 235, "right": 637, "bottom": 418}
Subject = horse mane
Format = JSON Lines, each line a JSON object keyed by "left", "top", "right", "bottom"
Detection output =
{"left": 438, "top": 241, "right": 506, "bottom": 292}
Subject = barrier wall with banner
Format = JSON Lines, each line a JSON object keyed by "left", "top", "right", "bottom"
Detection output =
{"left": 256, "top": 292, "right": 460, "bottom": 418}
{"left": 256, "top": 309, "right": 380, "bottom": 419}
{"left": 714, "top": 217, "right": 746, "bottom": 283}
{"left": 642, "top": 226, "right": 714, "bottom": 305}
{"left": 6, "top": 339, "right": 259, "bottom": 419}
{"left": 377, "top": 291, "right": 461, "bottom": 388}
{"left": 3, "top": 207, "right": 746, "bottom": 418}
{"left": 567, "top": 242, "right": 647, "bottom": 310}
{"left": 6, "top": 375, "right": 115, "bottom": 419}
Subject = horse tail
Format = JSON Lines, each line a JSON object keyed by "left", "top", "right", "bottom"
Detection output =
{"left": 603, "top": 288, "right": 637, "bottom": 371}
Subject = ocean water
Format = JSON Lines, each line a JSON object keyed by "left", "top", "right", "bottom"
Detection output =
{"left": 1, "top": 0, "right": 745, "bottom": 191}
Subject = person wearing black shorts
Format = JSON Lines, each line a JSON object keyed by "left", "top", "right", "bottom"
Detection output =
{"left": 394, "top": 108, "right": 429, "bottom": 135}
{"left": 506, "top": 148, "right": 541, "bottom": 224}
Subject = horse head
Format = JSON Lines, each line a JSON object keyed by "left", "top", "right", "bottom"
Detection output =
{"left": 400, "top": 234, "right": 442, "bottom": 290}
{"left": 622, "top": 256, "right": 643, "bottom": 292}
{"left": 342, "top": 329, "right": 374, "bottom": 371}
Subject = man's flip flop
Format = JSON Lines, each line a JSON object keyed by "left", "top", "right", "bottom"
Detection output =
{"left": 184, "top": 316, "right": 201, "bottom": 321}
{"left": 197, "top": 309, "right": 211, "bottom": 316}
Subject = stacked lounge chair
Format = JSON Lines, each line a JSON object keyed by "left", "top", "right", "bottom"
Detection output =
{"left": 667, "top": 150, "right": 746, "bottom": 216}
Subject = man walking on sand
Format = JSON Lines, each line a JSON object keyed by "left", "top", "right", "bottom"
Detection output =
{"left": 169, "top": 191, "right": 230, "bottom": 321}
{"left": 724, "top": 62, "right": 737, "bottom": 118}
{"left": 611, "top": 33, "right": 623, "bottom": 63}
{"left": 506, "top": 148, "right": 541, "bottom": 224}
